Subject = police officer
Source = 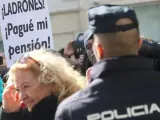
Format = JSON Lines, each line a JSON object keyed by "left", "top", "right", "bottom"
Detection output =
{"left": 54, "top": 4, "right": 160, "bottom": 120}
{"left": 84, "top": 29, "right": 160, "bottom": 71}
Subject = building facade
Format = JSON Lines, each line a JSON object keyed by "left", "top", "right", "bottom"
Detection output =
{"left": 0, "top": 0, "right": 160, "bottom": 51}
{"left": 49, "top": 0, "right": 160, "bottom": 50}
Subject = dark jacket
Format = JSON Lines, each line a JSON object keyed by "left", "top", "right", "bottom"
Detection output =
{"left": 55, "top": 56, "right": 160, "bottom": 120}
{"left": 1, "top": 95, "right": 58, "bottom": 120}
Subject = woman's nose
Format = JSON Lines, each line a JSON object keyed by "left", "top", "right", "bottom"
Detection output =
{"left": 19, "top": 92, "right": 27, "bottom": 101}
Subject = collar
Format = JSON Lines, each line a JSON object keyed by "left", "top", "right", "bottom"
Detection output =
{"left": 90, "top": 56, "right": 154, "bottom": 82}
{"left": 32, "top": 95, "right": 58, "bottom": 112}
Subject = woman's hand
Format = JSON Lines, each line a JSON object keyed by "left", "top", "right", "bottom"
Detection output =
{"left": 2, "top": 83, "right": 21, "bottom": 113}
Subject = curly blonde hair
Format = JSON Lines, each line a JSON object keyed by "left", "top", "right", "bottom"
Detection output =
{"left": 9, "top": 49, "right": 86, "bottom": 102}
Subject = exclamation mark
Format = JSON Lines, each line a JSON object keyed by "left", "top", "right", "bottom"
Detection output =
{"left": 2, "top": 8, "right": 4, "bottom": 20}
{"left": 48, "top": 36, "right": 51, "bottom": 48}
{"left": 42, "top": 0, "right": 45, "bottom": 9}
{"left": 45, "top": 17, "right": 48, "bottom": 29}
{"left": 5, "top": 28, "right": 8, "bottom": 40}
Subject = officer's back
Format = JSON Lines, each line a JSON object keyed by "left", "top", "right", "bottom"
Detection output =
{"left": 54, "top": 5, "right": 160, "bottom": 120}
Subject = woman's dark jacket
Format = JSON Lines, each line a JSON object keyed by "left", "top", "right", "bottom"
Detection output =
{"left": 1, "top": 95, "right": 58, "bottom": 120}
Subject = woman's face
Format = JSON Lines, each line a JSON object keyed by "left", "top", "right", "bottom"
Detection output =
{"left": 13, "top": 70, "right": 52, "bottom": 111}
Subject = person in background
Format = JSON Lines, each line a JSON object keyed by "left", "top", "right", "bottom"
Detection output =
{"left": 138, "top": 37, "right": 160, "bottom": 71}
{"left": 81, "top": 52, "right": 92, "bottom": 76}
{"left": 0, "top": 53, "right": 6, "bottom": 107}
{"left": 54, "top": 4, "right": 160, "bottom": 120}
{"left": 84, "top": 30, "right": 160, "bottom": 72}
{"left": 0, "top": 76, "right": 3, "bottom": 106}
{"left": 83, "top": 31, "right": 96, "bottom": 65}
{"left": 63, "top": 39, "right": 85, "bottom": 73}
{"left": 0, "top": 53, "right": 7, "bottom": 67}
{"left": 81, "top": 31, "right": 95, "bottom": 76}
{"left": 58, "top": 48, "right": 64, "bottom": 56}
{"left": 1, "top": 49, "right": 86, "bottom": 120}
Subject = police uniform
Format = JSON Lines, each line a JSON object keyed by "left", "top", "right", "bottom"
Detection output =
{"left": 54, "top": 5, "right": 160, "bottom": 120}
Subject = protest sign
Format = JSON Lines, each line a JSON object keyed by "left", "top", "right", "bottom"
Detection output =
{"left": 0, "top": 0, "right": 54, "bottom": 67}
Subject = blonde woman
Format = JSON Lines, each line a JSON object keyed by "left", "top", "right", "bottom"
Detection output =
{"left": 1, "top": 50, "right": 86, "bottom": 120}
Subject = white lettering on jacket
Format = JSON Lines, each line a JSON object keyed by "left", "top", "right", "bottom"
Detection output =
{"left": 87, "top": 103, "right": 160, "bottom": 120}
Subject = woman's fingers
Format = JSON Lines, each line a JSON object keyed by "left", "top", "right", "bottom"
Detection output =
{"left": 15, "top": 91, "right": 20, "bottom": 102}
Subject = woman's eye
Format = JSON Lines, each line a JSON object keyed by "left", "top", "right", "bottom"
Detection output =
{"left": 23, "top": 85, "right": 29, "bottom": 89}
{"left": 16, "top": 89, "right": 20, "bottom": 92}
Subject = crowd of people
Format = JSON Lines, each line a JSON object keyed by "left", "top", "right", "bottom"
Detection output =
{"left": 1, "top": 4, "right": 160, "bottom": 120}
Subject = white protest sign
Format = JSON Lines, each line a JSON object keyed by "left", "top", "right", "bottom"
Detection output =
{"left": 0, "top": 0, "right": 54, "bottom": 67}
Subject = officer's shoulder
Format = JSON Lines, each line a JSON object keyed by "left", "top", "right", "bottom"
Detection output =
{"left": 59, "top": 78, "right": 104, "bottom": 108}
{"left": 58, "top": 85, "right": 92, "bottom": 108}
